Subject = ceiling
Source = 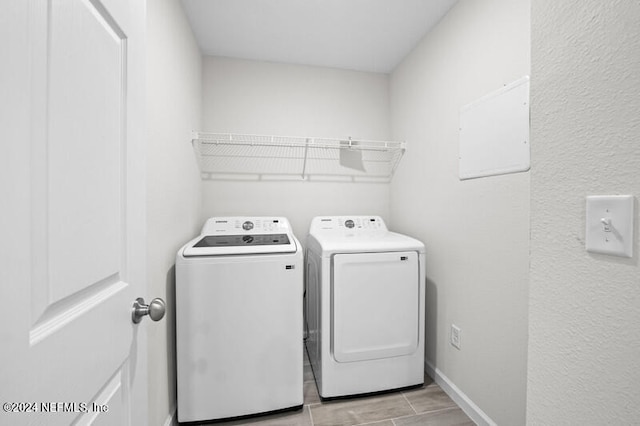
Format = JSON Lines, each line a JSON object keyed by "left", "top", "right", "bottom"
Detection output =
{"left": 180, "top": 0, "right": 458, "bottom": 74}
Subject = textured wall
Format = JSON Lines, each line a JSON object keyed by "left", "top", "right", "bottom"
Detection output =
{"left": 146, "top": 0, "right": 203, "bottom": 424}
{"left": 527, "top": 0, "right": 640, "bottom": 424}
{"left": 389, "top": 1, "right": 530, "bottom": 424}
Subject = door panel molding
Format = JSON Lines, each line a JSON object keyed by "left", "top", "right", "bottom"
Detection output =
{"left": 29, "top": 277, "right": 127, "bottom": 345}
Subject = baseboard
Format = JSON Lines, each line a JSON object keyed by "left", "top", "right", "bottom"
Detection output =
{"left": 424, "top": 360, "right": 497, "bottom": 426}
{"left": 163, "top": 404, "right": 178, "bottom": 426}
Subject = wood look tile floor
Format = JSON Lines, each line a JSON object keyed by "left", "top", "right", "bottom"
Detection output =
{"left": 204, "top": 350, "right": 475, "bottom": 426}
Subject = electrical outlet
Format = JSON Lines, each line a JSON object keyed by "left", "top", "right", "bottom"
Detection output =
{"left": 451, "top": 324, "right": 461, "bottom": 350}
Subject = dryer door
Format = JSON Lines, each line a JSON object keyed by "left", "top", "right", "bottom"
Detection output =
{"left": 331, "top": 251, "right": 420, "bottom": 363}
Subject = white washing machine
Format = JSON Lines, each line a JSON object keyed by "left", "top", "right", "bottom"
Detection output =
{"left": 176, "top": 217, "right": 303, "bottom": 423}
{"left": 305, "top": 216, "right": 426, "bottom": 398}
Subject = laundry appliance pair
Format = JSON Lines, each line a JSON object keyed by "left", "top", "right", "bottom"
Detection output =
{"left": 175, "top": 215, "right": 425, "bottom": 423}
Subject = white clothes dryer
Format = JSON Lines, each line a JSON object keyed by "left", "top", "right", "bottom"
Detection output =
{"left": 176, "top": 217, "right": 303, "bottom": 423}
{"left": 305, "top": 216, "right": 426, "bottom": 398}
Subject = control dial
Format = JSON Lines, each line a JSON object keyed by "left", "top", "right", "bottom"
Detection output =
{"left": 242, "top": 221, "right": 254, "bottom": 231}
{"left": 345, "top": 219, "right": 355, "bottom": 229}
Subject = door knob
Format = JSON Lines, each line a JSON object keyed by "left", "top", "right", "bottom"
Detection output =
{"left": 132, "top": 297, "right": 166, "bottom": 324}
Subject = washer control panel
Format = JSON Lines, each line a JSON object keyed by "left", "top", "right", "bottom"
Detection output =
{"left": 184, "top": 216, "right": 297, "bottom": 257}
{"left": 201, "top": 217, "right": 291, "bottom": 235}
{"left": 310, "top": 216, "right": 387, "bottom": 232}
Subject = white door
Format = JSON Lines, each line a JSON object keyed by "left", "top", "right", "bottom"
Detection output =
{"left": 0, "top": 0, "right": 149, "bottom": 425}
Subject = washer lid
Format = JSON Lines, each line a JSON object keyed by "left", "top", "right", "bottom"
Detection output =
{"left": 194, "top": 234, "right": 290, "bottom": 248}
{"left": 183, "top": 235, "right": 297, "bottom": 256}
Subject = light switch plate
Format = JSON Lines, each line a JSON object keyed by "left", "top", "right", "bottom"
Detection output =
{"left": 585, "top": 195, "right": 634, "bottom": 257}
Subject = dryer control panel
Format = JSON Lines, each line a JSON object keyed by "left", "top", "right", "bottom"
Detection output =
{"left": 310, "top": 216, "right": 387, "bottom": 232}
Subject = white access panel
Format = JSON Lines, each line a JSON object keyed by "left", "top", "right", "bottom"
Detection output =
{"left": 331, "top": 251, "right": 420, "bottom": 363}
{"left": 459, "top": 76, "right": 530, "bottom": 180}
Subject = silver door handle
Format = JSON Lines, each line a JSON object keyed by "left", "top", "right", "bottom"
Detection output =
{"left": 132, "top": 297, "right": 166, "bottom": 324}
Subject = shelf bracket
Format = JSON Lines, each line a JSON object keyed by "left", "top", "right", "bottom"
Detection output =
{"left": 301, "top": 138, "right": 311, "bottom": 179}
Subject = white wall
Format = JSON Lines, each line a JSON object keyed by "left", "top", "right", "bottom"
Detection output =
{"left": 146, "top": 0, "right": 202, "bottom": 424}
{"left": 201, "top": 57, "right": 392, "bottom": 237}
{"left": 527, "top": 1, "right": 640, "bottom": 424}
{"left": 389, "top": 1, "right": 530, "bottom": 425}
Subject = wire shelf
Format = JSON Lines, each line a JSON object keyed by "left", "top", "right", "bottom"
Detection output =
{"left": 192, "top": 133, "right": 406, "bottom": 182}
